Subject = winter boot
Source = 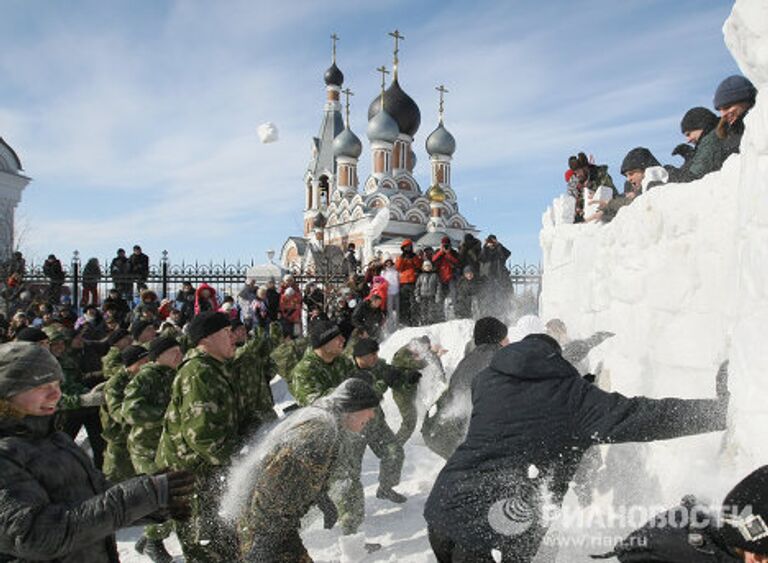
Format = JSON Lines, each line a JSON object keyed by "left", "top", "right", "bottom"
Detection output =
{"left": 365, "top": 542, "right": 382, "bottom": 554}
{"left": 142, "top": 538, "right": 173, "bottom": 563}
{"left": 376, "top": 485, "right": 407, "bottom": 504}
{"left": 134, "top": 535, "right": 148, "bottom": 555}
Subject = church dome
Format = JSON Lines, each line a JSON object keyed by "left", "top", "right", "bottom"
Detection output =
{"left": 426, "top": 122, "right": 456, "bottom": 156}
{"left": 367, "top": 78, "right": 421, "bottom": 137}
{"left": 333, "top": 127, "right": 363, "bottom": 159}
{"left": 367, "top": 108, "right": 399, "bottom": 144}
{"left": 324, "top": 63, "right": 344, "bottom": 87}
{"left": 426, "top": 184, "right": 447, "bottom": 203}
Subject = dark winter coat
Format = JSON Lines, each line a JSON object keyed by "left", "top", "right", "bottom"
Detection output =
{"left": 421, "top": 343, "right": 501, "bottom": 459}
{"left": 128, "top": 252, "right": 149, "bottom": 282}
{"left": 265, "top": 287, "right": 281, "bottom": 321}
{"left": 424, "top": 335, "right": 728, "bottom": 552}
{"left": 43, "top": 259, "right": 65, "bottom": 283}
{"left": 715, "top": 113, "right": 748, "bottom": 170}
{"left": 458, "top": 235, "right": 482, "bottom": 274}
{"left": 453, "top": 276, "right": 479, "bottom": 319}
{"left": 0, "top": 403, "right": 166, "bottom": 563}
{"left": 81, "top": 261, "right": 102, "bottom": 286}
{"left": 351, "top": 299, "right": 385, "bottom": 339}
{"left": 478, "top": 242, "right": 511, "bottom": 282}
{"left": 667, "top": 118, "right": 721, "bottom": 184}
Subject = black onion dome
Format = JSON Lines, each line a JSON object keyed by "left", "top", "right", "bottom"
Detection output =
{"left": 324, "top": 63, "right": 344, "bottom": 86}
{"left": 367, "top": 78, "right": 421, "bottom": 137}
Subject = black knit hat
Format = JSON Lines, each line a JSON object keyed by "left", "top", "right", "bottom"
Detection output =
{"left": 620, "top": 147, "right": 661, "bottom": 175}
{"left": 130, "top": 320, "right": 154, "bottom": 341}
{"left": 14, "top": 327, "right": 49, "bottom": 343}
{"left": 713, "top": 75, "right": 757, "bottom": 110}
{"left": 148, "top": 335, "right": 180, "bottom": 361}
{"left": 121, "top": 345, "right": 149, "bottom": 367}
{"left": 107, "top": 328, "right": 130, "bottom": 346}
{"left": 680, "top": 107, "right": 718, "bottom": 135}
{"left": 474, "top": 317, "right": 508, "bottom": 346}
{"left": 0, "top": 342, "right": 63, "bottom": 399}
{"left": 330, "top": 378, "right": 380, "bottom": 413}
{"left": 719, "top": 466, "right": 768, "bottom": 555}
{"left": 309, "top": 320, "right": 342, "bottom": 349}
{"left": 353, "top": 338, "right": 379, "bottom": 357}
{"left": 187, "top": 311, "right": 230, "bottom": 345}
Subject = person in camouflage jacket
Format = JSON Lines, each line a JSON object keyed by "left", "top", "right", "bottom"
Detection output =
{"left": 390, "top": 337, "right": 431, "bottom": 445}
{"left": 289, "top": 320, "right": 354, "bottom": 406}
{"left": 270, "top": 335, "right": 308, "bottom": 384}
{"left": 101, "top": 328, "right": 132, "bottom": 381}
{"left": 238, "top": 379, "right": 379, "bottom": 562}
{"left": 100, "top": 345, "right": 149, "bottom": 483}
{"left": 123, "top": 336, "right": 182, "bottom": 562}
{"left": 47, "top": 325, "right": 107, "bottom": 469}
{"left": 154, "top": 312, "right": 241, "bottom": 563}
{"left": 229, "top": 319, "right": 277, "bottom": 439}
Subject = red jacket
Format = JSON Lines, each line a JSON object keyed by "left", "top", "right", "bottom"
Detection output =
{"left": 279, "top": 288, "right": 302, "bottom": 323}
{"left": 396, "top": 254, "right": 423, "bottom": 285}
{"left": 432, "top": 248, "right": 460, "bottom": 284}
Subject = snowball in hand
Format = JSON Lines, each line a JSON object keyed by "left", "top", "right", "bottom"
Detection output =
{"left": 257, "top": 122, "right": 279, "bottom": 143}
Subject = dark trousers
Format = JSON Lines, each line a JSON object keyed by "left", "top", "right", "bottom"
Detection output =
{"left": 428, "top": 525, "right": 547, "bottom": 563}
{"left": 59, "top": 407, "right": 106, "bottom": 470}
{"left": 399, "top": 283, "right": 415, "bottom": 326}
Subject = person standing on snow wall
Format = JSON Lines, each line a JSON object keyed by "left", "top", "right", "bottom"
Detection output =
{"left": 424, "top": 333, "right": 730, "bottom": 563}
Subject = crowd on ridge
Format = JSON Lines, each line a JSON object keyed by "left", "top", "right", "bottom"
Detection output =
{"left": 565, "top": 74, "right": 757, "bottom": 224}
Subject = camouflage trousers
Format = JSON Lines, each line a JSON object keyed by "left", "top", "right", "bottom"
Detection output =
{"left": 129, "top": 452, "right": 173, "bottom": 541}
{"left": 392, "top": 386, "right": 418, "bottom": 446}
{"left": 102, "top": 440, "right": 136, "bottom": 483}
{"left": 244, "top": 530, "right": 312, "bottom": 563}
{"left": 331, "top": 408, "right": 404, "bottom": 534}
{"left": 175, "top": 472, "right": 241, "bottom": 563}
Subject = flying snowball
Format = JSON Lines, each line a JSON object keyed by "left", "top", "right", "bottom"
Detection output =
{"left": 257, "top": 122, "right": 279, "bottom": 143}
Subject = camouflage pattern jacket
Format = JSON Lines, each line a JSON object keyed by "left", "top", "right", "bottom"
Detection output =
{"left": 289, "top": 349, "right": 354, "bottom": 406}
{"left": 155, "top": 352, "right": 240, "bottom": 474}
{"left": 270, "top": 337, "right": 308, "bottom": 383}
{"left": 122, "top": 362, "right": 176, "bottom": 474}
{"left": 240, "top": 404, "right": 341, "bottom": 547}
{"left": 230, "top": 338, "right": 277, "bottom": 438}
{"left": 99, "top": 367, "right": 132, "bottom": 446}
{"left": 57, "top": 351, "right": 88, "bottom": 411}
{"left": 101, "top": 346, "right": 124, "bottom": 381}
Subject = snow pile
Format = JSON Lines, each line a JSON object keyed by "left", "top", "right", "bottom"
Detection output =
{"left": 538, "top": 0, "right": 768, "bottom": 557}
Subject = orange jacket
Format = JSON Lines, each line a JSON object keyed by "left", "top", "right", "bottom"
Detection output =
{"left": 396, "top": 254, "right": 423, "bottom": 285}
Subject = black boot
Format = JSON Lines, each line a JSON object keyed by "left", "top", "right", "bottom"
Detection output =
{"left": 134, "top": 535, "right": 148, "bottom": 555}
{"left": 142, "top": 538, "right": 173, "bottom": 563}
{"left": 376, "top": 485, "right": 407, "bottom": 504}
{"left": 365, "top": 542, "right": 382, "bottom": 554}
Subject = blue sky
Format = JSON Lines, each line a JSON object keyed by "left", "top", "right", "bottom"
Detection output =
{"left": 0, "top": 0, "right": 738, "bottom": 267}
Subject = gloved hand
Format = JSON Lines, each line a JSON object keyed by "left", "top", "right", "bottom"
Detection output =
{"left": 582, "top": 373, "right": 596, "bottom": 384}
{"left": 671, "top": 143, "right": 695, "bottom": 162}
{"left": 716, "top": 360, "right": 729, "bottom": 399}
{"left": 405, "top": 370, "right": 422, "bottom": 385}
{"left": 79, "top": 388, "right": 106, "bottom": 408}
{"left": 316, "top": 492, "right": 338, "bottom": 529}
{"left": 381, "top": 365, "right": 403, "bottom": 388}
{"left": 153, "top": 470, "right": 195, "bottom": 521}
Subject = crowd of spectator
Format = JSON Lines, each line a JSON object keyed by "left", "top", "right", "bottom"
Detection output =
{"left": 565, "top": 74, "right": 757, "bottom": 224}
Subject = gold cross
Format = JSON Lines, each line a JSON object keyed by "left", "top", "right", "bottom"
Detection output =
{"left": 376, "top": 66, "right": 390, "bottom": 111}
{"left": 436, "top": 84, "right": 449, "bottom": 121}
{"left": 331, "top": 33, "right": 339, "bottom": 63}
{"left": 388, "top": 30, "right": 405, "bottom": 78}
{"left": 342, "top": 87, "right": 354, "bottom": 125}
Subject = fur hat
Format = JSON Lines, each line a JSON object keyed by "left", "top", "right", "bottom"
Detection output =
{"left": 719, "top": 466, "right": 768, "bottom": 555}
{"left": 620, "top": 147, "right": 661, "bottom": 175}
{"left": 568, "top": 152, "right": 589, "bottom": 171}
{"left": 680, "top": 107, "right": 718, "bottom": 135}
{"left": 713, "top": 75, "right": 757, "bottom": 110}
{"left": 14, "top": 327, "right": 48, "bottom": 343}
{"left": 474, "top": 317, "right": 508, "bottom": 346}
{"left": 352, "top": 338, "right": 379, "bottom": 358}
{"left": 187, "top": 311, "right": 230, "bottom": 345}
{"left": 329, "top": 378, "right": 380, "bottom": 413}
{"left": 148, "top": 335, "right": 179, "bottom": 361}
{"left": 0, "top": 342, "right": 63, "bottom": 399}
{"left": 309, "top": 320, "right": 342, "bottom": 349}
{"left": 121, "top": 345, "right": 149, "bottom": 367}
{"left": 130, "top": 320, "right": 154, "bottom": 341}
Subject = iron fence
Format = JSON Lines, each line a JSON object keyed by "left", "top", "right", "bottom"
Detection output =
{"left": 1, "top": 250, "right": 542, "bottom": 314}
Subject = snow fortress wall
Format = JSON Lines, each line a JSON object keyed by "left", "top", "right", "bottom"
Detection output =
{"left": 539, "top": 0, "right": 768, "bottom": 504}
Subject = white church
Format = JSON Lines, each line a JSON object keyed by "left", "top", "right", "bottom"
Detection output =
{"left": 0, "top": 137, "right": 30, "bottom": 262}
{"left": 280, "top": 32, "right": 479, "bottom": 272}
